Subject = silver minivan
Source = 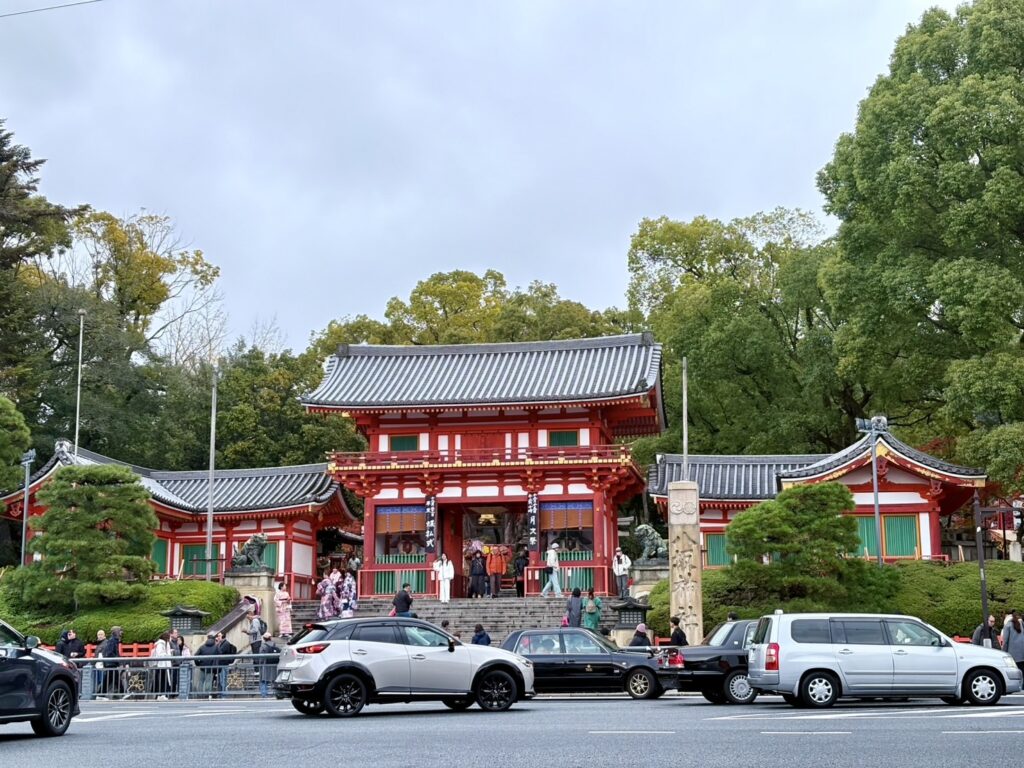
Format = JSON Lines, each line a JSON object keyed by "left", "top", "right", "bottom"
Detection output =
{"left": 747, "top": 611, "right": 1023, "bottom": 707}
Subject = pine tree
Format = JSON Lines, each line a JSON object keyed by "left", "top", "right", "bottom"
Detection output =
{"left": 5, "top": 464, "right": 157, "bottom": 613}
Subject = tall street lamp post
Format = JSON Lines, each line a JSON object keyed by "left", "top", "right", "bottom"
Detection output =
{"left": 855, "top": 416, "right": 886, "bottom": 568}
{"left": 20, "top": 449, "right": 36, "bottom": 566}
{"left": 205, "top": 365, "right": 219, "bottom": 581}
{"left": 73, "top": 308, "right": 86, "bottom": 457}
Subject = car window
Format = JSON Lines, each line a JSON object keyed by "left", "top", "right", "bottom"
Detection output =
{"left": 742, "top": 623, "right": 757, "bottom": 649}
{"left": 0, "top": 623, "right": 20, "bottom": 657}
{"left": 288, "top": 625, "right": 330, "bottom": 645}
{"left": 402, "top": 625, "right": 450, "bottom": 647}
{"left": 516, "top": 633, "right": 562, "bottom": 655}
{"left": 352, "top": 624, "right": 400, "bottom": 644}
{"left": 836, "top": 620, "right": 886, "bottom": 645}
{"left": 706, "top": 623, "right": 733, "bottom": 646}
{"left": 563, "top": 633, "right": 605, "bottom": 655}
{"left": 327, "top": 623, "right": 354, "bottom": 641}
{"left": 791, "top": 619, "right": 832, "bottom": 644}
{"left": 884, "top": 620, "right": 941, "bottom": 647}
{"left": 752, "top": 617, "right": 772, "bottom": 644}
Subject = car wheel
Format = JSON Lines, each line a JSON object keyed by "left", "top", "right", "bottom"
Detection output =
{"left": 291, "top": 698, "right": 325, "bottom": 716}
{"left": 30, "top": 680, "right": 73, "bottom": 737}
{"left": 800, "top": 671, "right": 839, "bottom": 708}
{"left": 323, "top": 673, "right": 367, "bottom": 717}
{"left": 443, "top": 697, "right": 474, "bottom": 711}
{"left": 723, "top": 671, "right": 758, "bottom": 705}
{"left": 626, "top": 668, "right": 657, "bottom": 699}
{"left": 782, "top": 693, "right": 802, "bottom": 707}
{"left": 964, "top": 669, "right": 1002, "bottom": 706}
{"left": 702, "top": 689, "right": 726, "bottom": 704}
{"left": 476, "top": 669, "right": 517, "bottom": 712}
{"left": 940, "top": 695, "right": 965, "bottom": 706}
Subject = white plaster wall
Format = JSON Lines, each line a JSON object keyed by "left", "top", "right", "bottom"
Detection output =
{"left": 567, "top": 483, "right": 590, "bottom": 495}
{"left": 377, "top": 488, "right": 400, "bottom": 499}
{"left": 580, "top": 429, "right": 590, "bottom": 446}
{"left": 918, "top": 512, "right": 932, "bottom": 558}
{"left": 439, "top": 487, "right": 463, "bottom": 498}
{"left": 467, "top": 485, "right": 500, "bottom": 497}
{"left": 293, "top": 543, "right": 314, "bottom": 576}
{"left": 538, "top": 429, "right": 548, "bottom": 447}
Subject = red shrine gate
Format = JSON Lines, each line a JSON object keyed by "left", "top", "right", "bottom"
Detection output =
{"left": 302, "top": 334, "right": 666, "bottom": 597}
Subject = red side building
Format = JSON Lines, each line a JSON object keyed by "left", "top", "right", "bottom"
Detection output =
{"left": 301, "top": 334, "right": 666, "bottom": 597}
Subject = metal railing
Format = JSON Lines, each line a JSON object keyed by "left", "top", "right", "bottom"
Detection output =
{"left": 328, "top": 444, "right": 640, "bottom": 470}
{"left": 70, "top": 653, "right": 283, "bottom": 700}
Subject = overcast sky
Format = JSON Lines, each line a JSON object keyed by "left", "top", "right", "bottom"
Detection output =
{"left": 1, "top": 0, "right": 957, "bottom": 350}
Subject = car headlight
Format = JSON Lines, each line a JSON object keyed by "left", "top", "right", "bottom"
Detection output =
{"left": 1003, "top": 655, "right": 1018, "bottom": 669}
{"left": 515, "top": 655, "right": 532, "bottom": 668}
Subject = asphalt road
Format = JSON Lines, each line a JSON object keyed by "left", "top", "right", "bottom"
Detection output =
{"left": 4, "top": 694, "right": 1024, "bottom": 767}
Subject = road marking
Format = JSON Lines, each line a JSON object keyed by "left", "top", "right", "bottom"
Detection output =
{"left": 588, "top": 730, "right": 676, "bottom": 735}
{"left": 181, "top": 711, "right": 249, "bottom": 718}
{"left": 761, "top": 731, "right": 851, "bottom": 735}
{"left": 943, "top": 730, "right": 1024, "bottom": 734}
{"left": 75, "top": 713, "right": 153, "bottom": 723}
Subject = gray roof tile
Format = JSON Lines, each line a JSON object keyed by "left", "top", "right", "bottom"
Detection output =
{"left": 649, "top": 453, "right": 828, "bottom": 500}
{"left": 302, "top": 334, "right": 665, "bottom": 420}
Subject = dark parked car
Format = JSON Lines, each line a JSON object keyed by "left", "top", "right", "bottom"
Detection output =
{"left": 0, "top": 619, "right": 80, "bottom": 736}
{"left": 658, "top": 619, "right": 758, "bottom": 704}
{"left": 502, "top": 628, "right": 665, "bottom": 699}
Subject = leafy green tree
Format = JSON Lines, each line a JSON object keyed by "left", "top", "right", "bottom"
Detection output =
{"left": 4, "top": 464, "right": 157, "bottom": 613}
{"left": 818, "top": 0, "right": 1024, "bottom": 483}
{"left": 0, "top": 395, "right": 30, "bottom": 492}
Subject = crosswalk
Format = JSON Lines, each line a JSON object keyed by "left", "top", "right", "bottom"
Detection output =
{"left": 709, "top": 705, "right": 1024, "bottom": 721}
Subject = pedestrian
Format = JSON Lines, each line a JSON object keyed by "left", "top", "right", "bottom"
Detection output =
{"left": 194, "top": 631, "right": 219, "bottom": 698}
{"left": 215, "top": 631, "right": 237, "bottom": 698}
{"left": 469, "top": 551, "right": 487, "bottom": 599}
{"left": 433, "top": 553, "right": 455, "bottom": 604}
{"left": 471, "top": 624, "right": 491, "bottom": 645}
{"left": 1002, "top": 610, "right": 1024, "bottom": 672}
{"left": 56, "top": 628, "right": 86, "bottom": 659}
{"left": 340, "top": 570, "right": 358, "bottom": 616}
{"left": 166, "top": 628, "right": 182, "bottom": 698}
{"left": 392, "top": 582, "right": 414, "bottom": 617}
{"left": 102, "top": 626, "right": 124, "bottom": 698}
{"left": 540, "top": 542, "right": 563, "bottom": 597}
{"left": 274, "top": 581, "right": 293, "bottom": 638}
{"left": 670, "top": 616, "right": 689, "bottom": 647}
{"left": 726, "top": 611, "right": 739, "bottom": 621}
{"left": 513, "top": 549, "right": 529, "bottom": 598}
{"left": 972, "top": 614, "right": 1000, "bottom": 649}
{"left": 628, "top": 622, "right": 650, "bottom": 648}
{"left": 150, "top": 631, "right": 172, "bottom": 700}
{"left": 582, "top": 588, "right": 602, "bottom": 631}
{"left": 441, "top": 619, "right": 452, "bottom": 635}
{"left": 487, "top": 544, "right": 510, "bottom": 599}
{"left": 316, "top": 573, "right": 340, "bottom": 620}
{"left": 257, "top": 632, "right": 280, "bottom": 698}
{"left": 92, "top": 629, "right": 107, "bottom": 699}
{"left": 246, "top": 610, "right": 266, "bottom": 654}
{"left": 565, "top": 587, "right": 583, "bottom": 627}
{"left": 611, "top": 546, "right": 632, "bottom": 598}
{"left": 173, "top": 633, "right": 192, "bottom": 700}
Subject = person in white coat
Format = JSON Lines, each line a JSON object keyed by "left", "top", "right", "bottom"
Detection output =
{"left": 433, "top": 553, "right": 455, "bottom": 603}
{"left": 611, "top": 547, "right": 632, "bottom": 598}
{"left": 540, "top": 542, "right": 563, "bottom": 597}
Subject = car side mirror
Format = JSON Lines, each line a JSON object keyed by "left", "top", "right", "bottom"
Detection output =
{"left": 448, "top": 639, "right": 456, "bottom": 653}
{"left": 24, "top": 636, "right": 40, "bottom": 650}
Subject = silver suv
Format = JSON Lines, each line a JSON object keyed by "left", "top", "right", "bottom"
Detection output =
{"left": 274, "top": 617, "right": 534, "bottom": 716}
{"left": 747, "top": 611, "right": 1023, "bottom": 708}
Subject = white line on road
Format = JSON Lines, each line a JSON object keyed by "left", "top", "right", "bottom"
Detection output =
{"left": 943, "top": 730, "right": 1024, "bottom": 734}
{"left": 588, "top": 730, "right": 676, "bottom": 735}
{"left": 75, "top": 713, "right": 154, "bottom": 723}
{"left": 761, "top": 731, "right": 851, "bottom": 735}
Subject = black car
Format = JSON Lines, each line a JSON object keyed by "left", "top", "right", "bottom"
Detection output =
{"left": 502, "top": 628, "right": 665, "bottom": 699}
{"left": 657, "top": 619, "right": 758, "bottom": 704}
{"left": 0, "top": 619, "right": 80, "bottom": 737}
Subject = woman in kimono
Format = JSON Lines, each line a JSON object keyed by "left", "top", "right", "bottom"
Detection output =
{"left": 274, "top": 582, "right": 293, "bottom": 637}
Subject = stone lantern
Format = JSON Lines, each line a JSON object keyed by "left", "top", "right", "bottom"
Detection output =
{"left": 159, "top": 605, "right": 211, "bottom": 634}
{"left": 607, "top": 596, "right": 653, "bottom": 648}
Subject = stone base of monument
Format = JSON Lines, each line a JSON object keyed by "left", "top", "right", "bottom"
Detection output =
{"left": 628, "top": 561, "right": 669, "bottom": 600}
{"left": 224, "top": 569, "right": 277, "bottom": 634}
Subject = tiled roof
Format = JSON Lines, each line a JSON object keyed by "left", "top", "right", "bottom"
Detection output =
{"left": 649, "top": 453, "right": 827, "bottom": 500}
{"left": 776, "top": 433, "right": 985, "bottom": 481}
{"left": 302, "top": 333, "right": 665, "bottom": 417}
{"left": 3, "top": 440, "right": 350, "bottom": 516}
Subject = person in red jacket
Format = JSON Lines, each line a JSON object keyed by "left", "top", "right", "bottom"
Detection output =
{"left": 486, "top": 545, "right": 510, "bottom": 599}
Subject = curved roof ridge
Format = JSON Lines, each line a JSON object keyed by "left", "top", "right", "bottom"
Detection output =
{"left": 333, "top": 333, "right": 655, "bottom": 358}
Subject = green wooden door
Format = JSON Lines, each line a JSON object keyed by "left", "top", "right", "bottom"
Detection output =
{"left": 705, "top": 533, "right": 729, "bottom": 566}
{"left": 183, "top": 544, "right": 217, "bottom": 576}
{"left": 151, "top": 539, "right": 168, "bottom": 575}
{"left": 884, "top": 515, "right": 918, "bottom": 557}
{"left": 854, "top": 517, "right": 879, "bottom": 558}
{"left": 262, "top": 541, "right": 279, "bottom": 573}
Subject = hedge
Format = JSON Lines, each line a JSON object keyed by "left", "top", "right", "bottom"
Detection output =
{"left": 646, "top": 560, "right": 1024, "bottom": 641}
{"left": 0, "top": 579, "right": 239, "bottom": 644}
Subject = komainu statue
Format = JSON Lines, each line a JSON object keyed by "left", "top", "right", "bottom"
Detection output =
{"left": 634, "top": 524, "right": 668, "bottom": 561}
{"left": 231, "top": 533, "right": 269, "bottom": 569}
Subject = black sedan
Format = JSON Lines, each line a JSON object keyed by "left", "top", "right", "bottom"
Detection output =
{"left": 502, "top": 628, "right": 665, "bottom": 699}
{"left": 658, "top": 619, "right": 758, "bottom": 704}
{"left": 0, "top": 619, "right": 80, "bottom": 737}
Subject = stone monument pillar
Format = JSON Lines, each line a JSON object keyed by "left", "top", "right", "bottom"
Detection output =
{"left": 667, "top": 480, "right": 702, "bottom": 645}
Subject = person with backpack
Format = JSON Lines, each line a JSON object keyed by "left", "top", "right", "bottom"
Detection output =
{"left": 582, "top": 588, "right": 602, "bottom": 631}
{"left": 256, "top": 632, "right": 280, "bottom": 698}
{"left": 246, "top": 610, "right": 266, "bottom": 654}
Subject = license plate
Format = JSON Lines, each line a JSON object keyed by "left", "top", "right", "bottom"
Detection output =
{"left": 277, "top": 670, "right": 291, "bottom": 682}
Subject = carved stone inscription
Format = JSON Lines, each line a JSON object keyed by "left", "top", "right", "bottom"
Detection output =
{"left": 667, "top": 481, "right": 702, "bottom": 644}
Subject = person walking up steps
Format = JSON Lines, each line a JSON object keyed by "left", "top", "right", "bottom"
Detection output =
{"left": 540, "top": 542, "right": 563, "bottom": 597}
{"left": 582, "top": 588, "right": 602, "bottom": 631}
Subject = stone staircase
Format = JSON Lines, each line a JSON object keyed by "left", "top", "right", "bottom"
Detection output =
{"left": 292, "top": 596, "right": 618, "bottom": 645}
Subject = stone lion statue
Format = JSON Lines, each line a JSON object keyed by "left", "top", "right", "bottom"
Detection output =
{"left": 231, "top": 533, "right": 269, "bottom": 569}
{"left": 634, "top": 524, "right": 668, "bottom": 561}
